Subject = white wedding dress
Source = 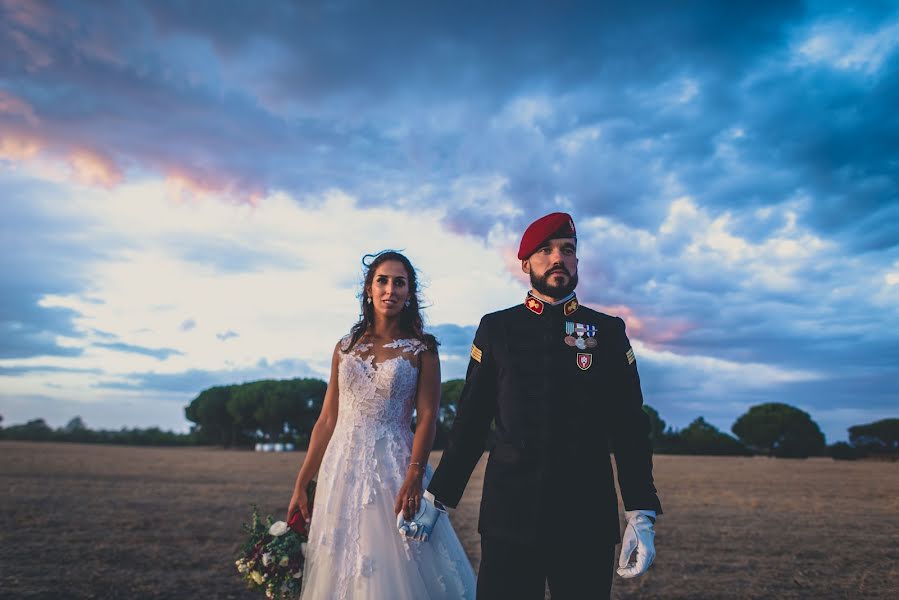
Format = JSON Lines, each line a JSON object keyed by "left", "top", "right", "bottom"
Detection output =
{"left": 300, "top": 336, "right": 477, "bottom": 600}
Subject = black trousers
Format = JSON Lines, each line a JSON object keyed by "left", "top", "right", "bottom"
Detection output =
{"left": 477, "top": 535, "right": 615, "bottom": 600}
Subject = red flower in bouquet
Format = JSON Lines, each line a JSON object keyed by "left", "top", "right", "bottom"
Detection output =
{"left": 288, "top": 510, "right": 308, "bottom": 536}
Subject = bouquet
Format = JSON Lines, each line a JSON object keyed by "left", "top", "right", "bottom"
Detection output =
{"left": 236, "top": 482, "right": 315, "bottom": 599}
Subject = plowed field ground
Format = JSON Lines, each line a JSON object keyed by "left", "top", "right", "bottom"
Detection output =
{"left": 1, "top": 441, "right": 896, "bottom": 599}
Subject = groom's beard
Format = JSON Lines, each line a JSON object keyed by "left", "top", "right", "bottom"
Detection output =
{"left": 531, "top": 267, "right": 578, "bottom": 299}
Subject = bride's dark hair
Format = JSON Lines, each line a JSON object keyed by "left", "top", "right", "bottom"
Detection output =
{"left": 343, "top": 250, "right": 438, "bottom": 353}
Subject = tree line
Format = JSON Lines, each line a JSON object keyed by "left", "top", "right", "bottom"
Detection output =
{"left": 1, "top": 378, "right": 896, "bottom": 459}
{"left": 644, "top": 403, "right": 898, "bottom": 459}
{"left": 0, "top": 415, "right": 193, "bottom": 446}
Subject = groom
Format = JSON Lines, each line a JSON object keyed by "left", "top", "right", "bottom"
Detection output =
{"left": 401, "top": 212, "right": 662, "bottom": 599}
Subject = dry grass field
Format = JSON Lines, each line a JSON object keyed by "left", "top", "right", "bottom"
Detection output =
{"left": 1, "top": 441, "right": 897, "bottom": 599}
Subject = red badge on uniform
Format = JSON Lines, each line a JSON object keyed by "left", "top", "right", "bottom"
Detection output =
{"left": 577, "top": 353, "right": 592, "bottom": 370}
{"left": 525, "top": 296, "right": 544, "bottom": 315}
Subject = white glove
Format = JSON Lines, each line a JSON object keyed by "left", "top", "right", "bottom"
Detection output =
{"left": 616, "top": 510, "right": 656, "bottom": 578}
{"left": 396, "top": 491, "right": 445, "bottom": 542}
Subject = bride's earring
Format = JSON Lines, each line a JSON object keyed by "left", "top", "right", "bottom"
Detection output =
{"left": 367, "top": 297, "right": 372, "bottom": 304}
{"left": 404, "top": 299, "right": 411, "bottom": 308}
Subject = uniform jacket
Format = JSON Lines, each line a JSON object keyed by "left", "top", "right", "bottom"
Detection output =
{"left": 427, "top": 292, "right": 662, "bottom": 545}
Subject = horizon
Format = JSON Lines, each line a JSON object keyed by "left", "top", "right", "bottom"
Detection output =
{"left": 0, "top": 380, "right": 878, "bottom": 446}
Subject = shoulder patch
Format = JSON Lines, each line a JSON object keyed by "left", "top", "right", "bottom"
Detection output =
{"left": 626, "top": 347, "right": 636, "bottom": 365}
{"left": 471, "top": 343, "right": 483, "bottom": 363}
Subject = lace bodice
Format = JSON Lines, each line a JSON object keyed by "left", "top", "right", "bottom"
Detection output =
{"left": 336, "top": 335, "right": 427, "bottom": 432}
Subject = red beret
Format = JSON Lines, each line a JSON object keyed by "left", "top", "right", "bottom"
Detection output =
{"left": 517, "top": 212, "right": 577, "bottom": 259}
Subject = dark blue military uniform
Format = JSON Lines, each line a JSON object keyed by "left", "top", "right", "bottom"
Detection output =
{"left": 427, "top": 292, "right": 662, "bottom": 598}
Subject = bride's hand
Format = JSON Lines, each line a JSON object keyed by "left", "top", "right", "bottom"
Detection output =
{"left": 287, "top": 487, "right": 310, "bottom": 523}
{"left": 394, "top": 470, "right": 424, "bottom": 520}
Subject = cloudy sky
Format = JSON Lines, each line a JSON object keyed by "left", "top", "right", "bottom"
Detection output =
{"left": 1, "top": 0, "right": 897, "bottom": 442}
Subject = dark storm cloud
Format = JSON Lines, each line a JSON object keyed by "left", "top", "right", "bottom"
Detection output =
{"left": 0, "top": 0, "right": 812, "bottom": 212}
{"left": 680, "top": 54, "right": 899, "bottom": 250}
{"left": 4, "top": 1, "right": 895, "bottom": 241}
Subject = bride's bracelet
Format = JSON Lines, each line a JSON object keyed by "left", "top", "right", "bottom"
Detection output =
{"left": 408, "top": 461, "right": 424, "bottom": 471}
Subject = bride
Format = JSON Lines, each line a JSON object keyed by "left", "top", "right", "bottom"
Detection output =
{"left": 287, "top": 250, "right": 476, "bottom": 599}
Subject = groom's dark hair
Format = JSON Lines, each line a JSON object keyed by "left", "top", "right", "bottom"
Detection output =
{"left": 343, "top": 250, "right": 439, "bottom": 354}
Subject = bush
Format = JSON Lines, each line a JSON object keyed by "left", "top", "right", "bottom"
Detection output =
{"left": 848, "top": 418, "right": 899, "bottom": 454}
{"left": 659, "top": 417, "right": 752, "bottom": 456}
{"left": 828, "top": 442, "right": 865, "bottom": 461}
{"left": 732, "top": 403, "right": 826, "bottom": 458}
{"left": 0, "top": 418, "right": 54, "bottom": 441}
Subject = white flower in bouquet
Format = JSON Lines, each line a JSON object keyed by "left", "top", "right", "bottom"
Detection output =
{"left": 279, "top": 555, "right": 290, "bottom": 567}
{"left": 292, "top": 567, "right": 304, "bottom": 579}
{"left": 250, "top": 571, "right": 265, "bottom": 585}
{"left": 262, "top": 552, "right": 272, "bottom": 566}
{"left": 235, "top": 559, "right": 249, "bottom": 574}
{"left": 268, "top": 521, "right": 289, "bottom": 536}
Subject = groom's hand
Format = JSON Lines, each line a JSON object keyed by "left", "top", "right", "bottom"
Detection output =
{"left": 397, "top": 491, "right": 445, "bottom": 541}
{"left": 616, "top": 510, "right": 656, "bottom": 578}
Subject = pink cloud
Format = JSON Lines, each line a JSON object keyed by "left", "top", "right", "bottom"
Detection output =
{"left": 0, "top": 115, "right": 266, "bottom": 202}
{"left": 67, "top": 147, "right": 123, "bottom": 187}
{"left": 596, "top": 303, "right": 646, "bottom": 334}
{"left": 596, "top": 302, "right": 695, "bottom": 348}
{"left": 0, "top": 132, "right": 41, "bottom": 160}
{"left": 164, "top": 165, "right": 265, "bottom": 205}
{"left": 0, "top": 117, "right": 123, "bottom": 186}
